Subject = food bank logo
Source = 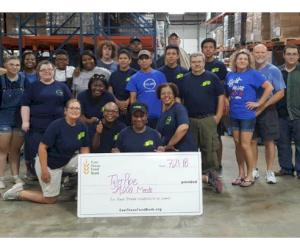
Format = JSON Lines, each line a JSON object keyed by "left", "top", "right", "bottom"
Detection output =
{"left": 83, "top": 160, "right": 90, "bottom": 175}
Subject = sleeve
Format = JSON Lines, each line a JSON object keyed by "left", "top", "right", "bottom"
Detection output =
{"left": 41, "top": 120, "right": 59, "bottom": 147}
{"left": 63, "top": 84, "right": 72, "bottom": 102}
{"left": 253, "top": 70, "right": 267, "bottom": 89}
{"left": 126, "top": 74, "right": 138, "bottom": 92}
{"left": 159, "top": 71, "right": 167, "bottom": 83}
{"left": 175, "top": 104, "right": 190, "bottom": 126}
{"left": 219, "top": 63, "right": 228, "bottom": 81}
{"left": 153, "top": 130, "right": 163, "bottom": 147}
{"left": 272, "top": 67, "right": 286, "bottom": 92}
{"left": 213, "top": 74, "right": 225, "bottom": 96}
{"left": 114, "top": 130, "right": 125, "bottom": 152}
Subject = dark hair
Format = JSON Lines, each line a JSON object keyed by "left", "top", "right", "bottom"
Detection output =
{"left": 87, "top": 74, "right": 108, "bottom": 92}
{"left": 97, "top": 40, "right": 118, "bottom": 59}
{"left": 283, "top": 45, "right": 300, "bottom": 55}
{"left": 156, "top": 83, "right": 179, "bottom": 99}
{"left": 21, "top": 51, "right": 36, "bottom": 69}
{"left": 79, "top": 50, "right": 97, "bottom": 70}
{"left": 54, "top": 49, "right": 69, "bottom": 58}
{"left": 201, "top": 38, "right": 217, "bottom": 49}
{"left": 118, "top": 49, "right": 132, "bottom": 59}
{"left": 165, "top": 45, "right": 180, "bottom": 55}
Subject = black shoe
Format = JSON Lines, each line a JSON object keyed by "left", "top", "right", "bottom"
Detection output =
{"left": 275, "top": 170, "right": 294, "bottom": 176}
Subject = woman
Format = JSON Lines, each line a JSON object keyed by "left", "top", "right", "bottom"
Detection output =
{"left": 20, "top": 51, "right": 38, "bottom": 84}
{"left": 0, "top": 56, "right": 30, "bottom": 188}
{"left": 97, "top": 40, "right": 118, "bottom": 72}
{"left": 77, "top": 74, "right": 115, "bottom": 142}
{"left": 113, "top": 102, "right": 163, "bottom": 153}
{"left": 225, "top": 49, "right": 273, "bottom": 187}
{"left": 21, "top": 60, "right": 72, "bottom": 179}
{"left": 72, "top": 50, "right": 111, "bottom": 96}
{"left": 156, "top": 83, "right": 222, "bottom": 193}
{"left": 3, "top": 99, "right": 90, "bottom": 203}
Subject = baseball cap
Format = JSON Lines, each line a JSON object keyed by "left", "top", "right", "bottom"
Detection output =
{"left": 169, "top": 32, "right": 179, "bottom": 38}
{"left": 130, "top": 102, "right": 148, "bottom": 115}
{"left": 129, "top": 36, "right": 141, "bottom": 43}
{"left": 138, "top": 50, "right": 151, "bottom": 58}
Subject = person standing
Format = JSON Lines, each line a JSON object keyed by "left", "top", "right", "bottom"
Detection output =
{"left": 20, "top": 51, "right": 38, "bottom": 84}
{"left": 126, "top": 50, "right": 167, "bottom": 129}
{"left": 96, "top": 40, "right": 118, "bottom": 73}
{"left": 3, "top": 99, "right": 90, "bottom": 203}
{"left": 180, "top": 53, "right": 225, "bottom": 184}
{"left": 276, "top": 45, "right": 300, "bottom": 179}
{"left": 0, "top": 56, "right": 30, "bottom": 188}
{"left": 128, "top": 36, "right": 143, "bottom": 71}
{"left": 201, "top": 38, "right": 229, "bottom": 170}
{"left": 225, "top": 50, "right": 273, "bottom": 187}
{"left": 251, "top": 44, "right": 285, "bottom": 183}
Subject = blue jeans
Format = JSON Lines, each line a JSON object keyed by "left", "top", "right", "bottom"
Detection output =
{"left": 277, "top": 117, "right": 300, "bottom": 176}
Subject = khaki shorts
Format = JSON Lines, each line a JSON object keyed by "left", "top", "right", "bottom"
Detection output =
{"left": 35, "top": 155, "right": 78, "bottom": 197}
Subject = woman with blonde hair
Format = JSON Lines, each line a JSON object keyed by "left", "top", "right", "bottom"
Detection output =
{"left": 225, "top": 49, "right": 273, "bottom": 187}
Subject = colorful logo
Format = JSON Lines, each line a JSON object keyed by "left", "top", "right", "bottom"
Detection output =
{"left": 144, "top": 140, "right": 154, "bottom": 147}
{"left": 113, "top": 133, "right": 119, "bottom": 141}
{"left": 56, "top": 89, "right": 64, "bottom": 96}
{"left": 83, "top": 160, "right": 90, "bottom": 175}
{"left": 211, "top": 67, "right": 220, "bottom": 73}
{"left": 77, "top": 131, "right": 86, "bottom": 140}
{"left": 201, "top": 80, "right": 211, "bottom": 87}
{"left": 143, "top": 78, "right": 156, "bottom": 90}
{"left": 176, "top": 73, "right": 184, "bottom": 79}
{"left": 126, "top": 77, "right": 131, "bottom": 82}
{"left": 165, "top": 116, "right": 172, "bottom": 125}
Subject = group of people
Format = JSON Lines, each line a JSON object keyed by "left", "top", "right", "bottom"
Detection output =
{"left": 0, "top": 33, "right": 299, "bottom": 205}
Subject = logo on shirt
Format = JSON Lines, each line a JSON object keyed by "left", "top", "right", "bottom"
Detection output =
{"left": 77, "top": 131, "right": 86, "bottom": 140}
{"left": 113, "top": 133, "right": 119, "bottom": 141}
{"left": 144, "top": 140, "right": 154, "bottom": 147}
{"left": 201, "top": 80, "right": 211, "bottom": 87}
{"left": 227, "top": 77, "right": 242, "bottom": 88}
{"left": 143, "top": 78, "right": 156, "bottom": 90}
{"left": 83, "top": 161, "right": 90, "bottom": 175}
{"left": 176, "top": 73, "right": 184, "bottom": 79}
{"left": 56, "top": 89, "right": 64, "bottom": 96}
{"left": 211, "top": 67, "right": 220, "bottom": 73}
{"left": 165, "top": 116, "right": 172, "bottom": 125}
{"left": 126, "top": 77, "right": 131, "bottom": 82}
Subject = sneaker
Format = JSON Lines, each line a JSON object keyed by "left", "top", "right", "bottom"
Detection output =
{"left": 13, "top": 176, "right": 25, "bottom": 185}
{"left": 266, "top": 171, "right": 277, "bottom": 184}
{"left": 0, "top": 180, "right": 6, "bottom": 189}
{"left": 2, "top": 183, "right": 23, "bottom": 201}
{"left": 207, "top": 171, "right": 223, "bottom": 193}
{"left": 252, "top": 168, "right": 259, "bottom": 179}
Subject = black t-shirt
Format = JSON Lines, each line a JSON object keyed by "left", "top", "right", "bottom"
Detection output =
{"left": 158, "top": 65, "right": 189, "bottom": 88}
{"left": 180, "top": 71, "right": 224, "bottom": 117}
{"left": 205, "top": 59, "right": 228, "bottom": 81}
{"left": 109, "top": 66, "right": 137, "bottom": 100}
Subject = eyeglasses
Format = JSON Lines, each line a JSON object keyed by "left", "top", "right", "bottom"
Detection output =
{"left": 40, "top": 68, "right": 54, "bottom": 72}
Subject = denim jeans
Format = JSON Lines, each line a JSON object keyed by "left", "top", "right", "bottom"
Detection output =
{"left": 277, "top": 117, "right": 300, "bottom": 175}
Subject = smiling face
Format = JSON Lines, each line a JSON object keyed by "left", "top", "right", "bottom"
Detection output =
{"left": 253, "top": 44, "right": 268, "bottom": 65}
{"left": 236, "top": 53, "right": 250, "bottom": 72}
{"left": 102, "top": 45, "right": 113, "bottom": 60}
{"left": 90, "top": 79, "right": 106, "bottom": 97}
{"left": 82, "top": 54, "right": 96, "bottom": 71}
{"left": 138, "top": 55, "right": 152, "bottom": 71}
{"left": 131, "top": 110, "right": 147, "bottom": 131}
{"left": 202, "top": 42, "right": 216, "bottom": 60}
{"left": 65, "top": 100, "right": 81, "bottom": 120}
{"left": 23, "top": 53, "right": 37, "bottom": 70}
{"left": 38, "top": 63, "right": 55, "bottom": 82}
{"left": 165, "top": 48, "right": 179, "bottom": 67}
{"left": 118, "top": 53, "right": 131, "bottom": 70}
{"left": 103, "top": 102, "right": 119, "bottom": 123}
{"left": 160, "top": 85, "right": 175, "bottom": 106}
{"left": 284, "top": 48, "right": 300, "bottom": 67}
{"left": 5, "top": 58, "right": 21, "bottom": 76}
{"left": 190, "top": 55, "right": 205, "bottom": 74}
{"left": 55, "top": 54, "right": 69, "bottom": 70}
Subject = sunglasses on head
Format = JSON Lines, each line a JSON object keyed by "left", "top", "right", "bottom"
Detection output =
{"left": 91, "top": 74, "right": 106, "bottom": 81}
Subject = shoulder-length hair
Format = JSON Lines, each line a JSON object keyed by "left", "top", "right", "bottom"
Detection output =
{"left": 230, "top": 49, "right": 254, "bottom": 72}
{"left": 97, "top": 40, "right": 118, "bottom": 60}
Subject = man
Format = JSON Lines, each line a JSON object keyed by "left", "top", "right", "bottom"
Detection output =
{"left": 180, "top": 52, "right": 225, "bottom": 185}
{"left": 276, "top": 45, "right": 300, "bottom": 179}
{"left": 113, "top": 102, "right": 163, "bottom": 153}
{"left": 201, "top": 38, "right": 228, "bottom": 170}
{"left": 92, "top": 102, "right": 126, "bottom": 153}
{"left": 158, "top": 45, "right": 189, "bottom": 89}
{"left": 128, "top": 36, "right": 143, "bottom": 70}
{"left": 126, "top": 50, "right": 167, "bottom": 129}
{"left": 250, "top": 44, "right": 285, "bottom": 184}
{"left": 108, "top": 49, "right": 137, "bottom": 125}
{"left": 156, "top": 32, "right": 190, "bottom": 69}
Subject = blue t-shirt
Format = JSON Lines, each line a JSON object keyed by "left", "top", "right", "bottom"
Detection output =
{"left": 115, "top": 126, "right": 162, "bottom": 152}
{"left": 126, "top": 69, "right": 167, "bottom": 119}
{"left": 225, "top": 69, "right": 266, "bottom": 119}
{"left": 93, "top": 120, "right": 126, "bottom": 153}
{"left": 256, "top": 63, "right": 286, "bottom": 98}
{"left": 20, "top": 71, "right": 38, "bottom": 85}
{"left": 109, "top": 66, "right": 137, "bottom": 100}
{"left": 21, "top": 81, "right": 72, "bottom": 131}
{"left": 156, "top": 103, "right": 197, "bottom": 152}
{"left": 158, "top": 65, "right": 189, "bottom": 87}
{"left": 41, "top": 118, "right": 89, "bottom": 169}
{"left": 180, "top": 71, "right": 224, "bottom": 117}
{"left": 205, "top": 59, "right": 228, "bottom": 81}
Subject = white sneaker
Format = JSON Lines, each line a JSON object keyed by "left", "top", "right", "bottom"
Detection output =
{"left": 252, "top": 168, "right": 260, "bottom": 179}
{"left": 0, "top": 180, "right": 6, "bottom": 189}
{"left": 13, "top": 176, "right": 25, "bottom": 185}
{"left": 2, "top": 183, "right": 24, "bottom": 201}
{"left": 266, "top": 171, "right": 277, "bottom": 184}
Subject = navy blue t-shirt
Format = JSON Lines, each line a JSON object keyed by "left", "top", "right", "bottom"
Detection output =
{"left": 109, "top": 66, "right": 137, "bottom": 100}
{"left": 156, "top": 103, "right": 197, "bottom": 151}
{"left": 180, "top": 71, "right": 224, "bottom": 117}
{"left": 205, "top": 59, "right": 228, "bottom": 81}
{"left": 41, "top": 118, "right": 90, "bottom": 169}
{"left": 94, "top": 120, "right": 126, "bottom": 153}
{"left": 115, "top": 126, "right": 162, "bottom": 152}
{"left": 21, "top": 80, "right": 72, "bottom": 131}
{"left": 158, "top": 65, "right": 189, "bottom": 87}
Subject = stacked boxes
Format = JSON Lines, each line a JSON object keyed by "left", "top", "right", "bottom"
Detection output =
{"left": 253, "top": 13, "right": 270, "bottom": 42}
{"left": 271, "top": 13, "right": 300, "bottom": 39}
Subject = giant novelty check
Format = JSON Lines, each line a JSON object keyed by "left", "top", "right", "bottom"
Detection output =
{"left": 77, "top": 152, "right": 202, "bottom": 217}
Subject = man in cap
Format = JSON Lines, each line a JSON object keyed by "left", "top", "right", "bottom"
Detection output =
{"left": 126, "top": 50, "right": 167, "bottom": 129}
{"left": 156, "top": 32, "right": 190, "bottom": 69}
{"left": 113, "top": 102, "right": 163, "bottom": 152}
{"left": 129, "top": 36, "right": 143, "bottom": 70}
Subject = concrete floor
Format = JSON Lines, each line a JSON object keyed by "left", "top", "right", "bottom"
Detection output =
{"left": 0, "top": 136, "right": 300, "bottom": 237}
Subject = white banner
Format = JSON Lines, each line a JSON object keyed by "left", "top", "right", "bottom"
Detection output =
{"left": 77, "top": 152, "right": 202, "bottom": 218}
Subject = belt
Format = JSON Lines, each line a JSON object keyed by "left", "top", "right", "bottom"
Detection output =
{"left": 190, "top": 113, "right": 214, "bottom": 119}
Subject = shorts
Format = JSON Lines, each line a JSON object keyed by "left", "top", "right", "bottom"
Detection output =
{"left": 253, "top": 106, "right": 280, "bottom": 141}
{"left": 35, "top": 155, "right": 78, "bottom": 197}
{"left": 0, "top": 125, "right": 24, "bottom": 135}
{"left": 230, "top": 118, "right": 256, "bottom": 132}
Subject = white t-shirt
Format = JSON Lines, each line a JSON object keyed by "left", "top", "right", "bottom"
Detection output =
{"left": 55, "top": 66, "right": 75, "bottom": 82}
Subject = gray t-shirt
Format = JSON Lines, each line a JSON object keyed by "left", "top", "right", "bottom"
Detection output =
{"left": 72, "top": 66, "right": 111, "bottom": 95}
{"left": 97, "top": 59, "right": 118, "bottom": 73}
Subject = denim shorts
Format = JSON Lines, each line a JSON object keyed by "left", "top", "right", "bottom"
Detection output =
{"left": 0, "top": 125, "right": 24, "bottom": 135}
{"left": 230, "top": 118, "right": 256, "bottom": 132}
